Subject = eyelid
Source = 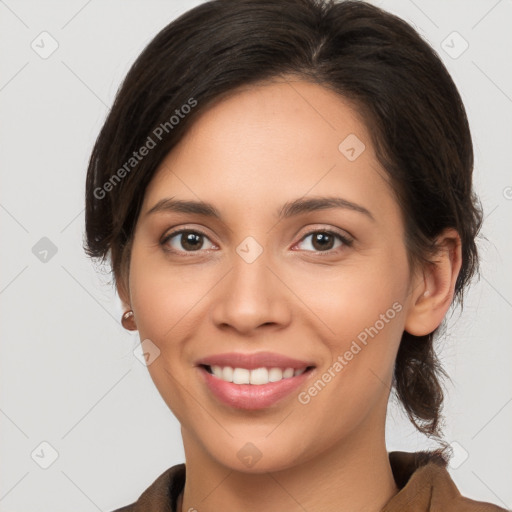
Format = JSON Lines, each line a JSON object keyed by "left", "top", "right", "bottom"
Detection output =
{"left": 296, "top": 224, "right": 354, "bottom": 242}
{"left": 293, "top": 227, "right": 354, "bottom": 253}
{"left": 160, "top": 224, "right": 354, "bottom": 255}
{"left": 160, "top": 226, "right": 217, "bottom": 253}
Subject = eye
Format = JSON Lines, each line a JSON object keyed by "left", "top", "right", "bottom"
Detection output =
{"left": 160, "top": 227, "right": 353, "bottom": 256}
{"left": 294, "top": 229, "right": 353, "bottom": 253}
{"left": 161, "top": 229, "right": 216, "bottom": 254}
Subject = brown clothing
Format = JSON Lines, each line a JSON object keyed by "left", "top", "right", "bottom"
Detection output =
{"left": 112, "top": 451, "right": 508, "bottom": 511}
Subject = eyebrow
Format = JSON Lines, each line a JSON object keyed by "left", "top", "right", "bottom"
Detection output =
{"left": 145, "top": 196, "right": 375, "bottom": 222}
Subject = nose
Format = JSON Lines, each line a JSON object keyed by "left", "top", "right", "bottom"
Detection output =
{"left": 210, "top": 246, "right": 292, "bottom": 335}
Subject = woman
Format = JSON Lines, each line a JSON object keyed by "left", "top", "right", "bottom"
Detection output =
{"left": 84, "top": 0, "right": 507, "bottom": 510}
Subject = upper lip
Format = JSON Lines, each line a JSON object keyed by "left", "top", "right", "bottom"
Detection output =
{"left": 196, "top": 351, "right": 315, "bottom": 370}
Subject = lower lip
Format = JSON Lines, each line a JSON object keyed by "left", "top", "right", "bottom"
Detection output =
{"left": 198, "top": 366, "right": 313, "bottom": 410}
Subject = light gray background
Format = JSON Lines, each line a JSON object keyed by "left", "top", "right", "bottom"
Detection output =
{"left": 1, "top": 0, "right": 511, "bottom": 510}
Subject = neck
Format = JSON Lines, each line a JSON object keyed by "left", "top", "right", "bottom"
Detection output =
{"left": 178, "top": 416, "right": 398, "bottom": 512}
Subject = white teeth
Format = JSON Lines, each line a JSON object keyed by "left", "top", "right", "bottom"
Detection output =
{"left": 283, "top": 368, "right": 294, "bottom": 378}
{"left": 211, "top": 365, "right": 223, "bottom": 379}
{"left": 250, "top": 367, "right": 268, "bottom": 385}
{"left": 268, "top": 367, "right": 283, "bottom": 382}
{"left": 222, "top": 366, "right": 233, "bottom": 382}
{"left": 207, "top": 365, "right": 308, "bottom": 385}
{"left": 232, "top": 368, "right": 250, "bottom": 384}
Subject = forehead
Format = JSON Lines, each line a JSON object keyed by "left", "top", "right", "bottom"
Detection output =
{"left": 141, "top": 79, "right": 396, "bottom": 225}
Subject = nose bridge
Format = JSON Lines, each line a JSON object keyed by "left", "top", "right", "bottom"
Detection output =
{"left": 229, "top": 236, "right": 274, "bottom": 305}
{"left": 210, "top": 235, "right": 290, "bottom": 332}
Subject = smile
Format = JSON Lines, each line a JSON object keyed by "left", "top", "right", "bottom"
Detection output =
{"left": 195, "top": 351, "right": 316, "bottom": 409}
{"left": 203, "top": 364, "right": 308, "bottom": 385}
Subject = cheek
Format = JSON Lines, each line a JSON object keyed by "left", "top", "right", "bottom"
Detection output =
{"left": 292, "top": 248, "right": 410, "bottom": 410}
{"left": 289, "top": 251, "right": 409, "bottom": 347}
{"left": 128, "top": 250, "right": 206, "bottom": 422}
{"left": 293, "top": 270, "right": 407, "bottom": 444}
{"left": 128, "top": 249, "right": 210, "bottom": 345}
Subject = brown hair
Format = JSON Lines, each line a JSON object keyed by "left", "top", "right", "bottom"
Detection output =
{"left": 84, "top": 0, "right": 482, "bottom": 438}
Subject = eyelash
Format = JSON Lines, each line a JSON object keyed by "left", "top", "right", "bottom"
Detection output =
{"left": 160, "top": 227, "right": 354, "bottom": 257}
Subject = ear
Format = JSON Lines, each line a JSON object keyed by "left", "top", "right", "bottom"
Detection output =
{"left": 404, "top": 228, "right": 462, "bottom": 336}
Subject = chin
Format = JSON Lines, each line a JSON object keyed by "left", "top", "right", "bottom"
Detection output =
{"left": 204, "top": 436, "right": 309, "bottom": 474}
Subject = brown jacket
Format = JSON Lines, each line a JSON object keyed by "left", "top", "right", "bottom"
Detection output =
{"left": 111, "top": 451, "right": 508, "bottom": 511}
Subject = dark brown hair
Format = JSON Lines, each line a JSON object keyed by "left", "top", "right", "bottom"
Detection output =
{"left": 84, "top": 0, "right": 482, "bottom": 438}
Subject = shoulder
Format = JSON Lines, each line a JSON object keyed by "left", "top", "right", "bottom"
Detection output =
{"left": 385, "top": 451, "right": 508, "bottom": 511}
{"left": 108, "top": 463, "right": 185, "bottom": 512}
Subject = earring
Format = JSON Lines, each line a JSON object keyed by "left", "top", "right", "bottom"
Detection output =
{"left": 121, "top": 310, "right": 137, "bottom": 331}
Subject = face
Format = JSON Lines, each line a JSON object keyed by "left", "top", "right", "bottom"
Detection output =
{"left": 125, "top": 79, "right": 419, "bottom": 473}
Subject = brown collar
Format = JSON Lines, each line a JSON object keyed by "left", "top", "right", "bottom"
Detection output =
{"left": 121, "top": 451, "right": 506, "bottom": 512}
{"left": 383, "top": 451, "right": 506, "bottom": 511}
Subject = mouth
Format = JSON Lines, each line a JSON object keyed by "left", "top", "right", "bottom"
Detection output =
{"left": 195, "top": 351, "right": 317, "bottom": 409}
{"left": 200, "top": 364, "right": 315, "bottom": 385}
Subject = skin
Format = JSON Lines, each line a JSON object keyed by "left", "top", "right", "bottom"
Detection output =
{"left": 117, "top": 78, "right": 462, "bottom": 512}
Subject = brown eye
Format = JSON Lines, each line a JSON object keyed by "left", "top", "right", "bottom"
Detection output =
{"left": 162, "top": 230, "right": 215, "bottom": 253}
{"left": 296, "top": 230, "right": 352, "bottom": 253}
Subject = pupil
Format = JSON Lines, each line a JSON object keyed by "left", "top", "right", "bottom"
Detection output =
{"left": 313, "top": 233, "right": 333, "bottom": 251}
{"left": 183, "top": 232, "right": 202, "bottom": 251}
